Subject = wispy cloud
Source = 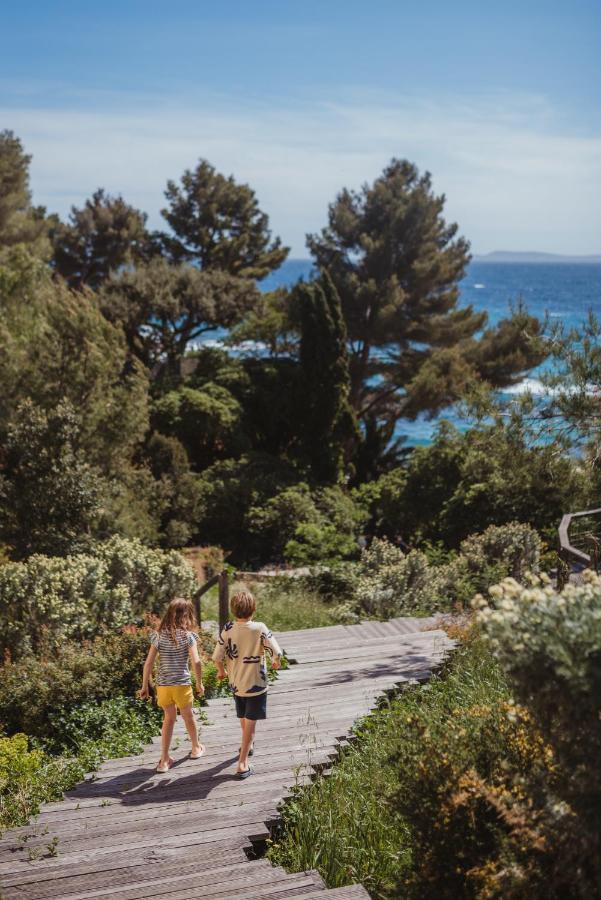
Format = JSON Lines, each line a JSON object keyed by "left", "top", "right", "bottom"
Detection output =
{"left": 2, "top": 88, "right": 600, "bottom": 255}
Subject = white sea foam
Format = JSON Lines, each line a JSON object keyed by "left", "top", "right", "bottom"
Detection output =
{"left": 503, "top": 377, "right": 546, "bottom": 395}
{"left": 474, "top": 283, "right": 485, "bottom": 289}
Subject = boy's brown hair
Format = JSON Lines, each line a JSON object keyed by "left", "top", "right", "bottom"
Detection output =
{"left": 159, "top": 597, "right": 197, "bottom": 644}
{"left": 231, "top": 588, "right": 256, "bottom": 620}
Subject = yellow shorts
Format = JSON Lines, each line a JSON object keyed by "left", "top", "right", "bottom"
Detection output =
{"left": 156, "top": 685, "right": 194, "bottom": 710}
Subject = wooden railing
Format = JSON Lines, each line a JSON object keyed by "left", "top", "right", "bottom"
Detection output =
{"left": 192, "top": 570, "right": 230, "bottom": 632}
{"left": 558, "top": 507, "right": 601, "bottom": 571}
{"left": 193, "top": 568, "right": 304, "bottom": 632}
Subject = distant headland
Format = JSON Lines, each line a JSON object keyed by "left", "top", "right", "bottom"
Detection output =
{"left": 474, "top": 250, "right": 601, "bottom": 264}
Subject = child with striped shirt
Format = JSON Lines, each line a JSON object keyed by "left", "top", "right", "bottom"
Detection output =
{"left": 139, "top": 597, "right": 205, "bottom": 773}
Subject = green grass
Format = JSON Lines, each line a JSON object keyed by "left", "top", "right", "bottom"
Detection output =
{"left": 267, "top": 631, "right": 508, "bottom": 899}
{"left": 199, "top": 580, "right": 348, "bottom": 632}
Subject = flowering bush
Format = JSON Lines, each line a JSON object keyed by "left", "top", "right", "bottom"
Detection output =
{"left": 474, "top": 570, "right": 601, "bottom": 895}
{"left": 460, "top": 521, "right": 541, "bottom": 585}
{"left": 0, "top": 536, "right": 197, "bottom": 658}
{"left": 475, "top": 570, "right": 601, "bottom": 820}
{"left": 353, "top": 527, "right": 542, "bottom": 619}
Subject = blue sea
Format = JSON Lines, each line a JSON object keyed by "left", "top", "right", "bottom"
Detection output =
{"left": 208, "top": 260, "right": 601, "bottom": 446}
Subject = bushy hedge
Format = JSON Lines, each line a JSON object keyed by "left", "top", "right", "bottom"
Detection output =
{"left": 0, "top": 536, "right": 197, "bottom": 658}
{"left": 352, "top": 523, "right": 542, "bottom": 618}
{"left": 474, "top": 569, "right": 601, "bottom": 893}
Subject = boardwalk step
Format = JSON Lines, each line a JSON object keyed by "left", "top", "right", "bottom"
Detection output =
{"left": 0, "top": 616, "right": 454, "bottom": 898}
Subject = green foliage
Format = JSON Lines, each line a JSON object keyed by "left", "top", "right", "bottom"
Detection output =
{"left": 152, "top": 384, "right": 246, "bottom": 470}
{"left": 0, "top": 628, "right": 150, "bottom": 740}
{"left": 159, "top": 158, "right": 288, "bottom": 277}
{"left": 143, "top": 433, "right": 204, "bottom": 547}
{"left": 49, "top": 696, "right": 163, "bottom": 762}
{"left": 248, "top": 484, "right": 365, "bottom": 565}
{"left": 0, "top": 400, "right": 102, "bottom": 558}
{"left": 100, "top": 257, "right": 260, "bottom": 378}
{"left": 253, "top": 580, "right": 356, "bottom": 631}
{"left": 0, "top": 733, "right": 85, "bottom": 835}
{"left": 353, "top": 526, "right": 541, "bottom": 618}
{"left": 0, "top": 249, "right": 149, "bottom": 469}
{"left": 51, "top": 188, "right": 150, "bottom": 289}
{"left": 368, "top": 419, "right": 584, "bottom": 547}
{"left": 460, "top": 521, "right": 541, "bottom": 585}
{"left": 0, "top": 130, "right": 50, "bottom": 258}
{"left": 229, "top": 287, "right": 298, "bottom": 356}
{"left": 0, "top": 537, "right": 196, "bottom": 658}
{"left": 0, "top": 699, "right": 164, "bottom": 835}
{"left": 308, "top": 159, "right": 546, "bottom": 472}
{"left": 194, "top": 454, "right": 298, "bottom": 561}
{"left": 295, "top": 274, "right": 359, "bottom": 482}
{"left": 269, "top": 633, "right": 512, "bottom": 898}
{"left": 476, "top": 571, "right": 601, "bottom": 840}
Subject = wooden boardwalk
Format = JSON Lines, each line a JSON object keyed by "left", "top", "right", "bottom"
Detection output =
{"left": 0, "top": 618, "right": 454, "bottom": 900}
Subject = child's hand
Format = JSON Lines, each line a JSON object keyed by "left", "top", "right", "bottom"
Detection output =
{"left": 216, "top": 666, "right": 227, "bottom": 680}
{"left": 271, "top": 656, "right": 282, "bottom": 670}
{"left": 195, "top": 681, "right": 205, "bottom": 697}
{"left": 137, "top": 686, "right": 150, "bottom": 700}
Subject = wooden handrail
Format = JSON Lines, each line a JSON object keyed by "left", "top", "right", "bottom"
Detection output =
{"left": 559, "top": 507, "right": 601, "bottom": 569}
{"left": 192, "top": 570, "right": 231, "bottom": 632}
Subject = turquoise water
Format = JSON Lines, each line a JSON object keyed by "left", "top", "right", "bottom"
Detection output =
{"left": 203, "top": 259, "right": 601, "bottom": 446}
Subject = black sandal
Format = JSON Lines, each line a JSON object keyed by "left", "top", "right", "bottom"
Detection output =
{"left": 237, "top": 765, "right": 254, "bottom": 780}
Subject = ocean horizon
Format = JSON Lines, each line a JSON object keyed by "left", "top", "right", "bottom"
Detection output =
{"left": 204, "top": 259, "right": 601, "bottom": 447}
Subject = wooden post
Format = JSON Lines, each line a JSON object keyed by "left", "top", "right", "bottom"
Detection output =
{"left": 193, "top": 588, "right": 202, "bottom": 630}
{"left": 218, "top": 570, "right": 229, "bottom": 633}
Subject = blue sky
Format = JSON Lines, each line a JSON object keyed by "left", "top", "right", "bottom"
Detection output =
{"left": 2, "top": 1, "right": 600, "bottom": 255}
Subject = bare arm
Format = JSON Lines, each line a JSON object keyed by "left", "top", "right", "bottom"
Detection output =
{"left": 138, "top": 645, "right": 158, "bottom": 699}
{"left": 212, "top": 629, "right": 228, "bottom": 680}
{"left": 189, "top": 642, "right": 205, "bottom": 696}
{"left": 263, "top": 628, "right": 283, "bottom": 669}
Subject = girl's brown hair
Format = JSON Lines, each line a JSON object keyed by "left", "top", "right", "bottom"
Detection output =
{"left": 159, "top": 597, "right": 197, "bottom": 644}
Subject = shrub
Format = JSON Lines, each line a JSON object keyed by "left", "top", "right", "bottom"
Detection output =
{"left": 270, "top": 630, "right": 565, "bottom": 899}
{"left": 0, "top": 629, "right": 149, "bottom": 740}
{"left": 249, "top": 484, "right": 365, "bottom": 565}
{"left": 0, "top": 625, "right": 216, "bottom": 743}
{"left": 460, "top": 521, "right": 541, "bottom": 585}
{"left": 0, "top": 733, "right": 85, "bottom": 835}
{"left": 0, "top": 701, "right": 164, "bottom": 835}
{"left": 366, "top": 419, "right": 586, "bottom": 548}
{"left": 0, "top": 536, "right": 197, "bottom": 658}
{"left": 299, "top": 563, "right": 361, "bottom": 602}
{"left": 353, "top": 528, "right": 543, "bottom": 619}
{"left": 475, "top": 570, "right": 601, "bottom": 830}
{"left": 472, "top": 569, "right": 601, "bottom": 896}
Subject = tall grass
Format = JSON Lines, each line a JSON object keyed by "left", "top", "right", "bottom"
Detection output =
{"left": 200, "top": 580, "right": 346, "bottom": 631}
{"left": 268, "top": 630, "right": 508, "bottom": 898}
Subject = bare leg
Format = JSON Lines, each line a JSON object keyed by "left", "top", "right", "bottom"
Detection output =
{"left": 180, "top": 704, "right": 204, "bottom": 756}
{"left": 159, "top": 705, "right": 177, "bottom": 767}
{"left": 238, "top": 718, "right": 257, "bottom": 773}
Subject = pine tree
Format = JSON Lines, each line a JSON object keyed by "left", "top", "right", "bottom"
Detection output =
{"left": 296, "top": 274, "right": 359, "bottom": 483}
{"left": 308, "top": 159, "right": 546, "bottom": 452}
{"left": 0, "top": 130, "right": 49, "bottom": 257}
{"left": 51, "top": 188, "right": 150, "bottom": 288}
{"left": 159, "top": 159, "right": 288, "bottom": 277}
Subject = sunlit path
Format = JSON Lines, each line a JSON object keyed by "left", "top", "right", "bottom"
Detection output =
{"left": 0, "top": 618, "right": 453, "bottom": 900}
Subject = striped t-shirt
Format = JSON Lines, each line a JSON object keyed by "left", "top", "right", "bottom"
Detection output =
{"left": 150, "top": 629, "right": 197, "bottom": 686}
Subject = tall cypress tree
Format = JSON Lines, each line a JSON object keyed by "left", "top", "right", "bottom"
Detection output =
{"left": 296, "top": 274, "right": 359, "bottom": 483}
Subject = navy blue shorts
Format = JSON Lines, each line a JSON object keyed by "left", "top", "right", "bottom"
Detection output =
{"left": 234, "top": 692, "right": 267, "bottom": 720}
